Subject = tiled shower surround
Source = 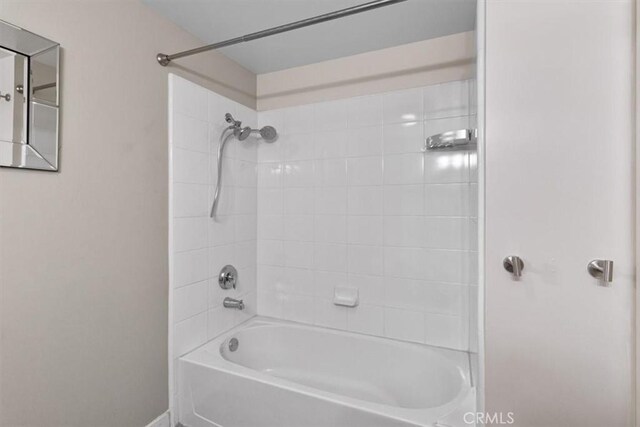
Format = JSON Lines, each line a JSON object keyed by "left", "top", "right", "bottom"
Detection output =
{"left": 170, "top": 76, "right": 477, "bottom": 381}
{"left": 256, "top": 81, "right": 477, "bottom": 350}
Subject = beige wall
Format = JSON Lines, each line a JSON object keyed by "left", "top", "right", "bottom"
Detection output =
{"left": 257, "top": 31, "right": 475, "bottom": 110}
{"left": 0, "top": 1, "right": 255, "bottom": 426}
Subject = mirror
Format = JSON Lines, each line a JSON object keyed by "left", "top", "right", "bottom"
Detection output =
{"left": 0, "top": 19, "right": 60, "bottom": 171}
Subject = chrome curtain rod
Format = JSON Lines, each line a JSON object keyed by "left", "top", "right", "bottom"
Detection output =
{"left": 156, "top": 0, "right": 408, "bottom": 66}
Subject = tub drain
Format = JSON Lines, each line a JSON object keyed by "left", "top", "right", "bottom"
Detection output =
{"left": 228, "top": 337, "right": 239, "bottom": 352}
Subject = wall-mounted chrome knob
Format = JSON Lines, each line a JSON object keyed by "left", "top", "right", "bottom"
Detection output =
{"left": 0, "top": 92, "right": 11, "bottom": 102}
{"left": 218, "top": 265, "right": 237, "bottom": 289}
{"left": 503, "top": 256, "right": 524, "bottom": 278}
{"left": 587, "top": 259, "right": 613, "bottom": 285}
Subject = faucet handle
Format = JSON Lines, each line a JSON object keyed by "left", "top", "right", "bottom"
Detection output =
{"left": 503, "top": 255, "right": 524, "bottom": 278}
{"left": 587, "top": 259, "right": 613, "bottom": 286}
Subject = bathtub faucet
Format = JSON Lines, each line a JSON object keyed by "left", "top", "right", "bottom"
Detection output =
{"left": 223, "top": 297, "right": 244, "bottom": 310}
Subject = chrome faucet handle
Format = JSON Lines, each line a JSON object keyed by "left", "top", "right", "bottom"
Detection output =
{"left": 503, "top": 255, "right": 524, "bottom": 278}
{"left": 219, "top": 265, "right": 237, "bottom": 289}
{"left": 587, "top": 259, "right": 613, "bottom": 286}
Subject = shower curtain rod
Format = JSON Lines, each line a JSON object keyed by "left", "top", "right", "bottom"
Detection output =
{"left": 156, "top": 0, "right": 408, "bottom": 66}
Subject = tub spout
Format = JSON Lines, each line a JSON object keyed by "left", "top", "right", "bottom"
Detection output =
{"left": 223, "top": 297, "right": 244, "bottom": 310}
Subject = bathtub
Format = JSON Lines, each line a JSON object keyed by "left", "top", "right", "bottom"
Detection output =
{"left": 178, "top": 317, "right": 475, "bottom": 427}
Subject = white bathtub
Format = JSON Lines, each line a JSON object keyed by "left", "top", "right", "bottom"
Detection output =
{"left": 178, "top": 317, "right": 475, "bottom": 427}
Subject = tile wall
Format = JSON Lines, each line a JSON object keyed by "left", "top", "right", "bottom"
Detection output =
{"left": 256, "top": 80, "right": 478, "bottom": 350}
{"left": 169, "top": 75, "right": 258, "bottom": 411}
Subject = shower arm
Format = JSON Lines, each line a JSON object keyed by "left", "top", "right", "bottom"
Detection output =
{"left": 210, "top": 128, "right": 235, "bottom": 218}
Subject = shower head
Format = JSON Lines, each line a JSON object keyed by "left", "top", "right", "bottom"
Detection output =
{"left": 237, "top": 126, "right": 252, "bottom": 141}
{"left": 259, "top": 125, "right": 278, "bottom": 142}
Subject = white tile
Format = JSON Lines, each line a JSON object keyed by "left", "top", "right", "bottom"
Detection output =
{"left": 173, "top": 183, "right": 209, "bottom": 218}
{"left": 174, "top": 217, "right": 208, "bottom": 252}
{"left": 423, "top": 80, "right": 470, "bottom": 120}
{"left": 173, "top": 148, "right": 209, "bottom": 184}
{"left": 383, "top": 185, "right": 424, "bottom": 215}
{"left": 348, "top": 245, "right": 383, "bottom": 276}
{"left": 207, "top": 90, "right": 234, "bottom": 127}
{"left": 384, "top": 246, "right": 424, "bottom": 280}
{"left": 383, "top": 87, "right": 423, "bottom": 124}
{"left": 315, "top": 159, "right": 347, "bottom": 187}
{"left": 258, "top": 188, "right": 283, "bottom": 215}
{"left": 348, "top": 126, "right": 383, "bottom": 158}
{"left": 257, "top": 291, "right": 283, "bottom": 318}
{"left": 314, "top": 243, "right": 348, "bottom": 272}
{"left": 349, "top": 274, "right": 385, "bottom": 306}
{"left": 258, "top": 214, "right": 283, "bottom": 240}
{"left": 236, "top": 138, "right": 258, "bottom": 163}
{"left": 314, "top": 100, "right": 348, "bottom": 132}
{"left": 173, "top": 77, "right": 208, "bottom": 121}
{"left": 236, "top": 214, "right": 257, "bottom": 242}
{"left": 257, "top": 163, "right": 283, "bottom": 188}
{"left": 210, "top": 244, "right": 237, "bottom": 277}
{"left": 235, "top": 291, "right": 257, "bottom": 323}
{"left": 257, "top": 265, "right": 284, "bottom": 293}
{"left": 385, "top": 278, "right": 464, "bottom": 316}
{"left": 383, "top": 216, "right": 425, "bottom": 247}
{"left": 207, "top": 306, "right": 236, "bottom": 339}
{"left": 424, "top": 184, "right": 470, "bottom": 216}
{"left": 282, "top": 267, "right": 315, "bottom": 296}
{"left": 235, "top": 187, "right": 257, "bottom": 215}
{"left": 173, "top": 312, "right": 207, "bottom": 357}
{"left": 347, "top": 304, "right": 384, "bottom": 336}
{"left": 314, "top": 271, "right": 349, "bottom": 299}
{"left": 423, "top": 217, "right": 469, "bottom": 250}
{"left": 257, "top": 239, "right": 284, "bottom": 266}
{"left": 209, "top": 215, "right": 235, "bottom": 247}
{"left": 348, "top": 186, "right": 383, "bottom": 215}
{"left": 424, "top": 151, "right": 470, "bottom": 184}
{"left": 284, "top": 188, "right": 315, "bottom": 215}
{"left": 469, "top": 183, "right": 478, "bottom": 217}
{"left": 173, "top": 281, "right": 208, "bottom": 322}
{"left": 424, "top": 313, "right": 465, "bottom": 350}
{"left": 283, "top": 215, "right": 314, "bottom": 242}
{"left": 234, "top": 264, "right": 256, "bottom": 294}
{"left": 314, "top": 130, "right": 348, "bottom": 159}
{"left": 315, "top": 187, "right": 347, "bottom": 215}
{"left": 281, "top": 293, "right": 315, "bottom": 323}
{"left": 347, "top": 156, "right": 383, "bottom": 186}
{"left": 284, "top": 160, "right": 315, "bottom": 187}
{"left": 314, "top": 215, "right": 347, "bottom": 243}
{"left": 173, "top": 248, "right": 209, "bottom": 288}
{"left": 314, "top": 299, "right": 348, "bottom": 329}
{"left": 235, "top": 160, "right": 257, "bottom": 187}
{"left": 384, "top": 153, "right": 424, "bottom": 185}
{"left": 258, "top": 109, "right": 285, "bottom": 132}
{"left": 284, "top": 104, "right": 315, "bottom": 134}
{"left": 384, "top": 307, "right": 424, "bottom": 343}
{"left": 172, "top": 113, "right": 208, "bottom": 153}
{"left": 383, "top": 121, "right": 424, "bottom": 154}
{"left": 347, "top": 95, "right": 383, "bottom": 129}
{"left": 469, "top": 151, "right": 478, "bottom": 183}
{"left": 348, "top": 216, "right": 383, "bottom": 245}
{"left": 422, "top": 249, "right": 468, "bottom": 283}
{"left": 284, "top": 241, "right": 314, "bottom": 269}
{"left": 282, "top": 133, "right": 314, "bottom": 161}
{"left": 235, "top": 241, "right": 257, "bottom": 269}
{"left": 257, "top": 137, "right": 283, "bottom": 162}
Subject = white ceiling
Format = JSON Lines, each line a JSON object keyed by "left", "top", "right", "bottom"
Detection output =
{"left": 144, "top": 0, "right": 476, "bottom": 74}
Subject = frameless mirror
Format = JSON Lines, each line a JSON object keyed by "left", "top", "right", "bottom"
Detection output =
{"left": 0, "top": 19, "right": 60, "bottom": 171}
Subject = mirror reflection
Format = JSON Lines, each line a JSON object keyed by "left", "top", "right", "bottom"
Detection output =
{"left": 0, "top": 19, "right": 60, "bottom": 171}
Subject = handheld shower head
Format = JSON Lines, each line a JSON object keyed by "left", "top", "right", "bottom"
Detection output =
{"left": 237, "top": 126, "right": 252, "bottom": 141}
{"left": 259, "top": 126, "right": 278, "bottom": 142}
